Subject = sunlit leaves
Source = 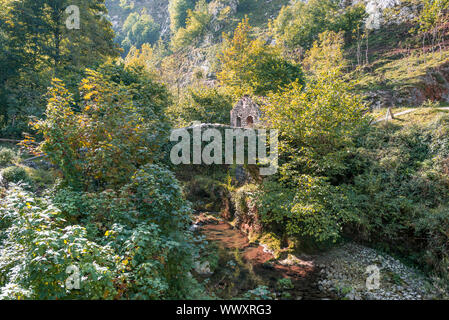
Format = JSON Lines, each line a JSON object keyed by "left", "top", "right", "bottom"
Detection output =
{"left": 218, "top": 18, "right": 304, "bottom": 99}
{"left": 32, "top": 66, "right": 171, "bottom": 190}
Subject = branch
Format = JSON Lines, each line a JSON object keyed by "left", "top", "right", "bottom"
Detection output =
{"left": 21, "top": 154, "right": 47, "bottom": 163}
{"left": 0, "top": 138, "right": 21, "bottom": 143}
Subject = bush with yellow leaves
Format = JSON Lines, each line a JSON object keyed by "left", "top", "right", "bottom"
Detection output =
{"left": 30, "top": 65, "right": 170, "bottom": 190}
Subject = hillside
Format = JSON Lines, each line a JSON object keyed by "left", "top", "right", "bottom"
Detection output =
{"left": 106, "top": 0, "right": 290, "bottom": 86}
{"left": 1, "top": 0, "right": 449, "bottom": 301}
{"left": 107, "top": 0, "right": 172, "bottom": 41}
{"left": 350, "top": 23, "right": 449, "bottom": 108}
{"left": 105, "top": 0, "right": 449, "bottom": 107}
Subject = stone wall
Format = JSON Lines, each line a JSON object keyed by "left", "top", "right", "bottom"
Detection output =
{"left": 230, "top": 96, "right": 261, "bottom": 128}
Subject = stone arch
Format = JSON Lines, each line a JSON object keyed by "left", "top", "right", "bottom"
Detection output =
{"left": 246, "top": 116, "right": 254, "bottom": 127}
{"left": 236, "top": 117, "right": 242, "bottom": 127}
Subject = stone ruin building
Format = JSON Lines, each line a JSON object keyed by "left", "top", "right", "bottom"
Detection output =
{"left": 230, "top": 95, "right": 261, "bottom": 128}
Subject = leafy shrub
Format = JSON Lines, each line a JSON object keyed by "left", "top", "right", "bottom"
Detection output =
{"left": 53, "top": 164, "right": 194, "bottom": 239}
{"left": 218, "top": 18, "right": 304, "bottom": 98}
{"left": 1, "top": 163, "right": 203, "bottom": 300}
{"left": 30, "top": 66, "right": 171, "bottom": 190}
{"left": 271, "top": 0, "right": 366, "bottom": 50}
{"left": 120, "top": 222, "right": 201, "bottom": 299}
{"left": 119, "top": 164, "right": 192, "bottom": 230}
{"left": 52, "top": 186, "right": 105, "bottom": 222}
{"left": 168, "top": 86, "right": 233, "bottom": 127}
{"left": 342, "top": 114, "right": 449, "bottom": 281}
{"left": 0, "top": 166, "right": 29, "bottom": 184}
{"left": 256, "top": 180, "right": 294, "bottom": 232}
{"left": 0, "top": 148, "right": 15, "bottom": 167}
{"left": 112, "top": 164, "right": 202, "bottom": 299}
{"left": 258, "top": 178, "right": 352, "bottom": 243}
{"left": 53, "top": 164, "right": 203, "bottom": 299}
{"left": 277, "top": 278, "right": 294, "bottom": 290}
{"left": 0, "top": 186, "right": 118, "bottom": 299}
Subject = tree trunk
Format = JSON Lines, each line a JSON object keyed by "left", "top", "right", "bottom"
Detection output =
{"left": 365, "top": 32, "right": 369, "bottom": 65}
{"left": 51, "top": 3, "right": 63, "bottom": 74}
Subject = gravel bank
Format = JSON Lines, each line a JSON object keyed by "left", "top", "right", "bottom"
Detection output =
{"left": 314, "top": 243, "right": 446, "bottom": 300}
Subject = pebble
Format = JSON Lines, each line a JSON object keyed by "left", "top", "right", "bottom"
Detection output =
{"left": 314, "top": 243, "right": 445, "bottom": 300}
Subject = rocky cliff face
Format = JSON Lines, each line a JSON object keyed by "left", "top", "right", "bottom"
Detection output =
{"left": 106, "top": 0, "right": 171, "bottom": 39}
{"left": 366, "top": 63, "right": 449, "bottom": 109}
{"left": 411, "top": 63, "right": 449, "bottom": 104}
{"left": 351, "top": 0, "right": 418, "bottom": 29}
{"left": 107, "top": 0, "right": 446, "bottom": 108}
{"left": 106, "top": 0, "right": 242, "bottom": 42}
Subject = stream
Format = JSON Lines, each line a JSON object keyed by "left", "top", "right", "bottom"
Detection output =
{"left": 193, "top": 213, "right": 333, "bottom": 300}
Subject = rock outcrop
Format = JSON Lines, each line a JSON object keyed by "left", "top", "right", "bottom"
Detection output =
{"left": 367, "top": 61, "right": 449, "bottom": 109}
{"left": 106, "top": 0, "right": 171, "bottom": 40}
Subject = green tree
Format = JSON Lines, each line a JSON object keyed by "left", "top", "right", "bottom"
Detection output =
{"left": 0, "top": 13, "right": 19, "bottom": 128}
{"left": 168, "top": 85, "right": 233, "bottom": 126}
{"left": 417, "top": 0, "right": 449, "bottom": 49}
{"left": 125, "top": 43, "right": 158, "bottom": 75}
{"left": 303, "top": 31, "right": 348, "bottom": 77}
{"left": 257, "top": 65, "right": 369, "bottom": 242}
{"left": 262, "top": 73, "right": 368, "bottom": 179}
{"left": 3, "top": 0, "right": 118, "bottom": 72}
{"left": 271, "top": 0, "right": 366, "bottom": 51}
{"left": 30, "top": 65, "right": 171, "bottom": 190}
{"left": 171, "top": 0, "right": 211, "bottom": 51}
{"left": 1, "top": 0, "right": 119, "bottom": 137}
{"left": 119, "top": 9, "right": 161, "bottom": 53}
{"left": 218, "top": 18, "right": 304, "bottom": 98}
{"left": 168, "top": 0, "right": 196, "bottom": 33}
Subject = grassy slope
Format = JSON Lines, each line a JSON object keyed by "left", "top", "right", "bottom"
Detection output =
{"left": 372, "top": 106, "right": 449, "bottom": 127}
{"left": 356, "top": 50, "right": 449, "bottom": 92}
{"left": 348, "top": 23, "right": 449, "bottom": 99}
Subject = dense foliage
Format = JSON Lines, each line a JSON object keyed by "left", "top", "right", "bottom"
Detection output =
{"left": 168, "top": 0, "right": 197, "bottom": 33}
{"left": 2, "top": 0, "right": 449, "bottom": 300}
{"left": 414, "top": 0, "right": 449, "bottom": 49}
{"left": 0, "top": 186, "right": 118, "bottom": 299}
{"left": 0, "top": 0, "right": 118, "bottom": 137}
{"left": 29, "top": 65, "right": 170, "bottom": 190}
{"left": 344, "top": 114, "right": 449, "bottom": 279}
{"left": 118, "top": 10, "right": 161, "bottom": 53}
{"left": 218, "top": 18, "right": 304, "bottom": 98}
{"left": 271, "top": 0, "right": 366, "bottom": 51}
{"left": 257, "top": 62, "right": 368, "bottom": 242}
{"left": 168, "top": 85, "right": 233, "bottom": 126}
{"left": 0, "top": 164, "right": 202, "bottom": 299}
{"left": 0, "top": 1, "right": 205, "bottom": 296}
{"left": 171, "top": 0, "right": 211, "bottom": 51}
